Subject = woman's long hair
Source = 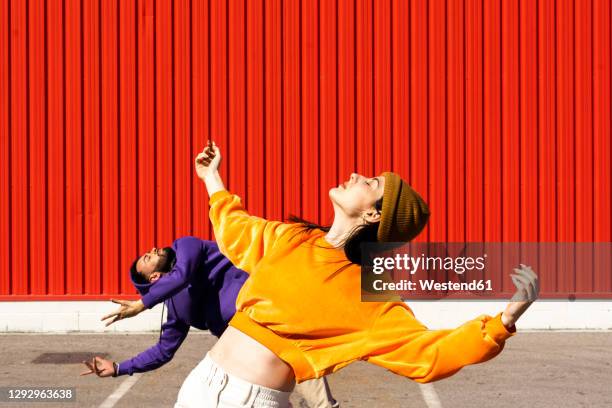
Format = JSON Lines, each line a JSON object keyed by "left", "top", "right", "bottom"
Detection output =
{"left": 287, "top": 198, "right": 383, "bottom": 265}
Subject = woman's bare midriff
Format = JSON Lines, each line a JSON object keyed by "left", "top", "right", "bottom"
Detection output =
{"left": 208, "top": 325, "right": 296, "bottom": 392}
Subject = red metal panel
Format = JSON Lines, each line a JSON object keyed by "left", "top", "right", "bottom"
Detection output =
{"left": 356, "top": 0, "right": 373, "bottom": 177}
{"left": 319, "top": 0, "right": 337, "bottom": 225}
{"left": 137, "top": 0, "right": 155, "bottom": 255}
{"left": 210, "top": 0, "right": 228, "bottom": 205}
{"left": 155, "top": 0, "right": 174, "bottom": 246}
{"left": 65, "top": 0, "right": 83, "bottom": 295}
{"left": 391, "top": 0, "right": 409, "bottom": 183}
{"left": 0, "top": 0, "right": 8, "bottom": 295}
{"left": 428, "top": 0, "right": 446, "bottom": 243}
{"left": 10, "top": 0, "right": 28, "bottom": 295}
{"left": 593, "top": 0, "right": 612, "bottom": 292}
{"left": 283, "top": 0, "right": 300, "bottom": 219}
{"left": 245, "top": 0, "right": 265, "bottom": 218}
{"left": 519, "top": 0, "right": 539, "bottom": 292}
{"left": 191, "top": 0, "right": 210, "bottom": 239}
{"left": 0, "top": 0, "right": 610, "bottom": 300}
{"left": 447, "top": 0, "right": 465, "bottom": 243}
{"left": 83, "top": 0, "right": 101, "bottom": 295}
{"left": 101, "top": 0, "right": 119, "bottom": 295}
{"left": 574, "top": 0, "right": 594, "bottom": 292}
{"left": 119, "top": 0, "right": 137, "bottom": 294}
{"left": 410, "top": 0, "right": 429, "bottom": 244}
{"left": 47, "top": 0, "right": 65, "bottom": 294}
{"left": 373, "top": 0, "right": 391, "bottom": 176}
{"left": 537, "top": 0, "right": 558, "bottom": 294}
{"left": 556, "top": 0, "right": 576, "bottom": 293}
{"left": 519, "top": 0, "right": 538, "bottom": 243}
{"left": 501, "top": 0, "right": 519, "bottom": 294}
{"left": 263, "top": 0, "right": 283, "bottom": 224}
{"left": 465, "top": 0, "right": 483, "bottom": 243}
{"left": 483, "top": 0, "right": 503, "bottom": 293}
{"left": 228, "top": 0, "right": 246, "bottom": 208}
{"left": 337, "top": 0, "right": 355, "bottom": 187}
{"left": 29, "top": 0, "right": 47, "bottom": 295}
{"left": 174, "top": 0, "right": 192, "bottom": 238}
{"left": 301, "top": 0, "right": 319, "bottom": 223}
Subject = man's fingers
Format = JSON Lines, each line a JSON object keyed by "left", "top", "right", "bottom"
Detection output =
{"left": 80, "top": 361, "right": 95, "bottom": 376}
{"left": 100, "top": 310, "right": 120, "bottom": 321}
{"left": 111, "top": 299, "right": 129, "bottom": 306}
{"left": 105, "top": 315, "right": 121, "bottom": 327}
{"left": 93, "top": 357, "right": 101, "bottom": 375}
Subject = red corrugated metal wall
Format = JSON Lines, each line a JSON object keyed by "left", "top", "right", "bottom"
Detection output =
{"left": 0, "top": 0, "right": 610, "bottom": 300}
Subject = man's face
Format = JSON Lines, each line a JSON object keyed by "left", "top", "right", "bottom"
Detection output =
{"left": 135, "top": 247, "right": 172, "bottom": 282}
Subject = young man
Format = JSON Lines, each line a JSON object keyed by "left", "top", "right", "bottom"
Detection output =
{"left": 82, "top": 236, "right": 338, "bottom": 408}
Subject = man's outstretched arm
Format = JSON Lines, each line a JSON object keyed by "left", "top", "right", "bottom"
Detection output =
{"left": 116, "top": 314, "right": 190, "bottom": 376}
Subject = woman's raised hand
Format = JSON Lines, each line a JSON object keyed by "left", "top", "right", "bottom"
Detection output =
{"left": 501, "top": 264, "right": 539, "bottom": 329}
{"left": 195, "top": 140, "right": 222, "bottom": 181}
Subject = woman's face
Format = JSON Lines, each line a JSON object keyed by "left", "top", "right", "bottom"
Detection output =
{"left": 329, "top": 173, "right": 385, "bottom": 220}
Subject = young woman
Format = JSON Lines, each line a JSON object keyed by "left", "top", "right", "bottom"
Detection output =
{"left": 105, "top": 141, "right": 538, "bottom": 407}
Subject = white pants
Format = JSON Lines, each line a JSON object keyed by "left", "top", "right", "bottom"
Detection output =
{"left": 174, "top": 353, "right": 292, "bottom": 408}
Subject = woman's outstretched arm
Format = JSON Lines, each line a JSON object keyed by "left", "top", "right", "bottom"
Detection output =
{"left": 364, "top": 265, "right": 538, "bottom": 383}
{"left": 195, "top": 141, "right": 298, "bottom": 273}
{"left": 195, "top": 141, "right": 226, "bottom": 197}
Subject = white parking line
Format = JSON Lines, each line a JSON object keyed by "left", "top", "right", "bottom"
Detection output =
{"left": 98, "top": 374, "right": 142, "bottom": 408}
{"left": 418, "top": 383, "right": 443, "bottom": 408}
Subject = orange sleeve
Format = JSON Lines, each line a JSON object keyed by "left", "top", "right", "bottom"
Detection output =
{"left": 364, "top": 303, "right": 516, "bottom": 383}
{"left": 208, "top": 190, "right": 298, "bottom": 273}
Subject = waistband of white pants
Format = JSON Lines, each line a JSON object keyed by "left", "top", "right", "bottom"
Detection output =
{"left": 199, "top": 353, "right": 292, "bottom": 404}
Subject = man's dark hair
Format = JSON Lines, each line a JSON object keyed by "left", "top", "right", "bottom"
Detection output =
{"left": 130, "top": 247, "right": 177, "bottom": 285}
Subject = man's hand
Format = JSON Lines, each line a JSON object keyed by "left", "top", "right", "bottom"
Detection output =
{"left": 101, "top": 299, "right": 146, "bottom": 327}
{"left": 195, "top": 140, "right": 222, "bottom": 181}
{"left": 501, "top": 264, "right": 539, "bottom": 328}
{"left": 80, "top": 356, "right": 116, "bottom": 378}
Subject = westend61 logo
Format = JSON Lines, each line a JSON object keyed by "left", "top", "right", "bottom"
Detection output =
{"left": 361, "top": 242, "right": 612, "bottom": 301}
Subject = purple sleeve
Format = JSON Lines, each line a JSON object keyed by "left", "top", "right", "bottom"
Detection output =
{"left": 116, "top": 309, "right": 190, "bottom": 376}
{"left": 141, "top": 237, "right": 204, "bottom": 309}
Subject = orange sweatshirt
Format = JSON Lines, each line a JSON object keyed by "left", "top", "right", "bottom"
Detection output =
{"left": 209, "top": 190, "right": 516, "bottom": 383}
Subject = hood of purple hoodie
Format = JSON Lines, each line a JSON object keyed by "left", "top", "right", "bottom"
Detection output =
{"left": 129, "top": 248, "right": 177, "bottom": 296}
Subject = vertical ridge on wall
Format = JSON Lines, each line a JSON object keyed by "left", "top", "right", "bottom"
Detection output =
{"left": 319, "top": 0, "right": 337, "bottom": 225}
{"left": 0, "top": 0, "right": 610, "bottom": 299}
{"left": 47, "top": 0, "right": 65, "bottom": 295}
{"left": 283, "top": 0, "right": 301, "bottom": 220}
{"left": 11, "top": 0, "right": 29, "bottom": 295}
{"left": 174, "top": 0, "right": 193, "bottom": 239}
{"left": 118, "top": 0, "right": 137, "bottom": 294}
{"left": 410, "top": 0, "right": 429, "bottom": 244}
{"left": 0, "top": 0, "right": 9, "bottom": 296}
{"left": 337, "top": 0, "right": 355, "bottom": 199}
{"left": 593, "top": 0, "right": 611, "bottom": 293}
{"left": 538, "top": 0, "right": 557, "bottom": 294}
{"left": 29, "top": 0, "right": 47, "bottom": 295}
{"left": 191, "top": 0, "right": 210, "bottom": 240}
{"left": 556, "top": 0, "right": 575, "bottom": 293}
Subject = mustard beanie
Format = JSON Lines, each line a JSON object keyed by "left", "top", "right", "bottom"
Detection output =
{"left": 377, "top": 172, "right": 430, "bottom": 242}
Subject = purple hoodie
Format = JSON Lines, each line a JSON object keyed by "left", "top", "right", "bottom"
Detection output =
{"left": 116, "top": 236, "right": 248, "bottom": 376}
